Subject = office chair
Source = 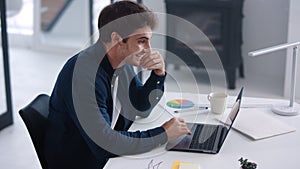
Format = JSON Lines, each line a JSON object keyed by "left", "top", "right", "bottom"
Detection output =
{"left": 19, "top": 94, "right": 50, "bottom": 169}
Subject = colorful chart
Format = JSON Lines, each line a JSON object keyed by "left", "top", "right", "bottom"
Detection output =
{"left": 166, "top": 99, "right": 194, "bottom": 109}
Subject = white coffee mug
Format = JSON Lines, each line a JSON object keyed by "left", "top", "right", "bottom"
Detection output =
{"left": 207, "top": 92, "right": 228, "bottom": 114}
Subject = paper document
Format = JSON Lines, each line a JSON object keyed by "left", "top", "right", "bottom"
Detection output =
{"left": 221, "top": 109, "right": 296, "bottom": 140}
{"left": 172, "top": 160, "right": 201, "bottom": 169}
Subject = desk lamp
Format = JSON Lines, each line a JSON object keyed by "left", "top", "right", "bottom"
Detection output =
{"left": 248, "top": 42, "right": 300, "bottom": 116}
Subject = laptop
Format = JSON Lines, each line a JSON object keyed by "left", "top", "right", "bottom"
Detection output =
{"left": 166, "top": 87, "right": 244, "bottom": 154}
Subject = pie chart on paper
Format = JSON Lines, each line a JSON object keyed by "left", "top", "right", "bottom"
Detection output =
{"left": 166, "top": 99, "right": 194, "bottom": 109}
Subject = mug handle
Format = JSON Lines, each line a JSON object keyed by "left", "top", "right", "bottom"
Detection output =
{"left": 207, "top": 95, "right": 211, "bottom": 101}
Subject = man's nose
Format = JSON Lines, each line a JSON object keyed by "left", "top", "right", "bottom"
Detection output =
{"left": 144, "top": 41, "right": 151, "bottom": 49}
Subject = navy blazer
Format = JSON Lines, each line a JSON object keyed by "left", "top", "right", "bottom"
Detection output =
{"left": 44, "top": 40, "right": 167, "bottom": 169}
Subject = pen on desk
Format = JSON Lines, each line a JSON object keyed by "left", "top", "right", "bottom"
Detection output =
{"left": 174, "top": 106, "right": 208, "bottom": 113}
{"left": 158, "top": 104, "right": 175, "bottom": 117}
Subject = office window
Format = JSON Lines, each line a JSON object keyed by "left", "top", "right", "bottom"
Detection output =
{"left": 92, "top": 0, "right": 110, "bottom": 42}
{"left": 7, "top": 0, "right": 33, "bottom": 35}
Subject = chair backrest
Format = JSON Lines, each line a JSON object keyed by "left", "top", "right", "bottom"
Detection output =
{"left": 19, "top": 94, "right": 50, "bottom": 169}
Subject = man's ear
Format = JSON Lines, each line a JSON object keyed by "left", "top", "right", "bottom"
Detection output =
{"left": 111, "top": 32, "right": 123, "bottom": 46}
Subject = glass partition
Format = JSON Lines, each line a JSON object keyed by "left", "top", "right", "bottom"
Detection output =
{"left": 0, "top": 53, "right": 7, "bottom": 116}
{"left": 0, "top": 0, "right": 13, "bottom": 130}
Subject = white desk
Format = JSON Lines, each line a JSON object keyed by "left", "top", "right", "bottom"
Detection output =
{"left": 104, "top": 92, "right": 300, "bottom": 169}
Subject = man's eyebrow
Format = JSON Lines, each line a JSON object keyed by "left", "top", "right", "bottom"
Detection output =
{"left": 136, "top": 36, "right": 149, "bottom": 40}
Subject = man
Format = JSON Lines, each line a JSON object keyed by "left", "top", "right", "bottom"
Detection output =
{"left": 44, "top": 1, "right": 191, "bottom": 168}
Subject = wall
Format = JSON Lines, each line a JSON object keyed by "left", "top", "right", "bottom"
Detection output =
{"left": 242, "top": 0, "right": 290, "bottom": 96}
{"left": 50, "top": 1, "right": 89, "bottom": 39}
{"left": 286, "top": 0, "right": 300, "bottom": 101}
{"left": 34, "top": 0, "right": 90, "bottom": 52}
{"left": 143, "top": 0, "right": 166, "bottom": 55}
{"left": 145, "top": 0, "right": 290, "bottom": 96}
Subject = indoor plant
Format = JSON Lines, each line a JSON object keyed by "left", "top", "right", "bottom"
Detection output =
{"left": 239, "top": 157, "right": 257, "bottom": 169}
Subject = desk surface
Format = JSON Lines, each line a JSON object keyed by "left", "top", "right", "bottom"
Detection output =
{"left": 104, "top": 92, "right": 300, "bottom": 169}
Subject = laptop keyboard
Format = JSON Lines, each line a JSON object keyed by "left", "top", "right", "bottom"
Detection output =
{"left": 189, "top": 125, "right": 219, "bottom": 150}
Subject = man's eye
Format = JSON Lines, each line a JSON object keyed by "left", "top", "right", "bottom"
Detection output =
{"left": 138, "top": 40, "right": 147, "bottom": 44}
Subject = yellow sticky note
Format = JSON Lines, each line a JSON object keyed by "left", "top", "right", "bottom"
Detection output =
{"left": 171, "top": 161, "right": 201, "bottom": 169}
{"left": 179, "top": 163, "right": 201, "bottom": 169}
{"left": 171, "top": 160, "right": 181, "bottom": 169}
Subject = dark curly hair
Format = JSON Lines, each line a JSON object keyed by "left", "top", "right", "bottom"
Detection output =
{"left": 98, "top": 1, "right": 157, "bottom": 43}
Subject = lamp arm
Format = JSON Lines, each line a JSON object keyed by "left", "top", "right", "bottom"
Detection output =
{"left": 248, "top": 42, "right": 300, "bottom": 108}
{"left": 249, "top": 42, "right": 300, "bottom": 57}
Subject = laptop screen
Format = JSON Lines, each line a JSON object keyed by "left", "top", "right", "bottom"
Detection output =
{"left": 223, "top": 87, "right": 243, "bottom": 129}
{"left": 224, "top": 99, "right": 241, "bottom": 130}
{"left": 218, "top": 87, "right": 243, "bottom": 146}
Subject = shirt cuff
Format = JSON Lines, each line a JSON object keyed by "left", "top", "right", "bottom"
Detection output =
{"left": 150, "top": 71, "right": 167, "bottom": 85}
{"left": 148, "top": 126, "right": 168, "bottom": 146}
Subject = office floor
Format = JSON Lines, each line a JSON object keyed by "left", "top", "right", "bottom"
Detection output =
{"left": 0, "top": 46, "right": 293, "bottom": 169}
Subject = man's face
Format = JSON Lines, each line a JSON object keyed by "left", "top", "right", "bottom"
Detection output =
{"left": 121, "top": 26, "right": 152, "bottom": 66}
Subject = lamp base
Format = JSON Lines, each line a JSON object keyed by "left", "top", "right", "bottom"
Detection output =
{"left": 271, "top": 103, "right": 300, "bottom": 116}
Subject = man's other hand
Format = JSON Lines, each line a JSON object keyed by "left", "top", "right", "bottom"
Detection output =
{"left": 162, "top": 117, "right": 192, "bottom": 141}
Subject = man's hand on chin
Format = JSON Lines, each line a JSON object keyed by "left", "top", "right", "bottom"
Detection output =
{"left": 140, "top": 50, "right": 166, "bottom": 76}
